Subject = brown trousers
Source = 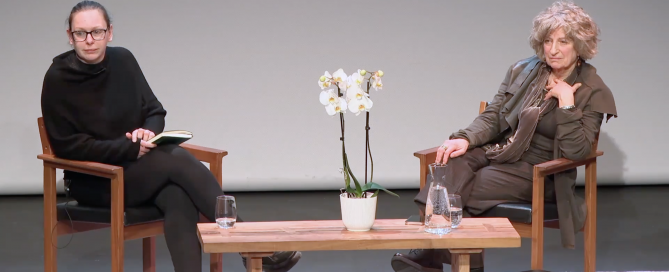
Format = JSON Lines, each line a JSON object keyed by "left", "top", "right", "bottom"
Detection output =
{"left": 413, "top": 147, "right": 556, "bottom": 268}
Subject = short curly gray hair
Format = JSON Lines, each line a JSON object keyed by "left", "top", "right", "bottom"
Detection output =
{"left": 529, "top": 1, "right": 600, "bottom": 61}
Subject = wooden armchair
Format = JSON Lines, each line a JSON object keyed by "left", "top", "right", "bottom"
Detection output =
{"left": 37, "top": 117, "right": 228, "bottom": 272}
{"left": 413, "top": 102, "right": 599, "bottom": 272}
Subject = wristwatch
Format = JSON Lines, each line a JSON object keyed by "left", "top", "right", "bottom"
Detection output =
{"left": 560, "top": 105, "right": 576, "bottom": 110}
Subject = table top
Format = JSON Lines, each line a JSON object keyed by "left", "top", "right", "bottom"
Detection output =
{"left": 197, "top": 218, "right": 520, "bottom": 253}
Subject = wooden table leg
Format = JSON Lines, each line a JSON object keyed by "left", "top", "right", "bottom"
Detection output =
{"left": 449, "top": 249, "right": 482, "bottom": 272}
{"left": 240, "top": 252, "right": 273, "bottom": 272}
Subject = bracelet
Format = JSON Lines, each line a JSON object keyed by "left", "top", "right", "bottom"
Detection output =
{"left": 560, "top": 105, "right": 575, "bottom": 110}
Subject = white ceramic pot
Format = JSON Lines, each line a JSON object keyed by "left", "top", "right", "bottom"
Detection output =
{"left": 340, "top": 192, "right": 377, "bottom": 231}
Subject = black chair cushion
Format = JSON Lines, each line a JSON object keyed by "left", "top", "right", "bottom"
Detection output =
{"left": 57, "top": 201, "right": 164, "bottom": 226}
{"left": 477, "top": 202, "right": 559, "bottom": 224}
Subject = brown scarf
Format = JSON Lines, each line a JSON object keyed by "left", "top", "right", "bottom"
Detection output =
{"left": 485, "top": 62, "right": 557, "bottom": 163}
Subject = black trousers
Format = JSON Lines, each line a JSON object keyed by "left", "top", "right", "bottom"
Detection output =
{"left": 67, "top": 144, "right": 229, "bottom": 272}
{"left": 413, "top": 148, "right": 556, "bottom": 268}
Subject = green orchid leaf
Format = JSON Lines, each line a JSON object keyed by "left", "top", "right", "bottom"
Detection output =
{"left": 362, "top": 182, "right": 399, "bottom": 198}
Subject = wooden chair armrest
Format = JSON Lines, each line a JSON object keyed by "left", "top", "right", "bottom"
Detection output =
{"left": 39, "top": 154, "right": 124, "bottom": 238}
{"left": 534, "top": 150, "right": 603, "bottom": 177}
{"left": 180, "top": 143, "right": 228, "bottom": 165}
{"left": 414, "top": 147, "right": 439, "bottom": 158}
{"left": 37, "top": 154, "right": 122, "bottom": 178}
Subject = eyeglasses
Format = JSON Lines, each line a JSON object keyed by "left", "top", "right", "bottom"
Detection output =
{"left": 71, "top": 29, "right": 108, "bottom": 42}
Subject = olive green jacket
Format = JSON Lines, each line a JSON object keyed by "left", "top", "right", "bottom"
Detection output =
{"left": 451, "top": 55, "right": 617, "bottom": 249}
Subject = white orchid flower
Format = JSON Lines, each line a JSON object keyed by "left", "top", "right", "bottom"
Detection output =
{"left": 320, "top": 89, "right": 337, "bottom": 106}
{"left": 347, "top": 70, "right": 364, "bottom": 88}
{"left": 332, "top": 69, "right": 348, "bottom": 90}
{"left": 318, "top": 71, "right": 332, "bottom": 89}
{"left": 348, "top": 93, "right": 373, "bottom": 115}
{"left": 325, "top": 98, "right": 347, "bottom": 116}
{"left": 320, "top": 89, "right": 347, "bottom": 115}
{"left": 345, "top": 84, "right": 365, "bottom": 102}
{"left": 371, "top": 75, "right": 383, "bottom": 91}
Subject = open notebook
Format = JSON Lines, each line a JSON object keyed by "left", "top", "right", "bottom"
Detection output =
{"left": 147, "top": 130, "right": 193, "bottom": 145}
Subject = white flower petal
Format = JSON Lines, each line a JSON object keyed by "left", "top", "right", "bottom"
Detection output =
{"left": 346, "top": 85, "right": 363, "bottom": 101}
{"left": 332, "top": 69, "right": 347, "bottom": 85}
{"left": 364, "top": 96, "right": 373, "bottom": 110}
{"left": 338, "top": 99, "right": 348, "bottom": 113}
{"left": 319, "top": 90, "right": 330, "bottom": 105}
{"left": 349, "top": 99, "right": 360, "bottom": 113}
{"left": 325, "top": 104, "right": 336, "bottom": 115}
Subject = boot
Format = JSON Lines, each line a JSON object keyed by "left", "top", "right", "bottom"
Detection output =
{"left": 391, "top": 249, "right": 484, "bottom": 272}
{"left": 391, "top": 249, "right": 444, "bottom": 272}
{"left": 241, "top": 251, "right": 302, "bottom": 272}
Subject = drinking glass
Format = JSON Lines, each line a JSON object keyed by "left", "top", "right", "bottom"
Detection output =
{"left": 448, "top": 194, "right": 463, "bottom": 228}
{"left": 215, "top": 195, "right": 237, "bottom": 229}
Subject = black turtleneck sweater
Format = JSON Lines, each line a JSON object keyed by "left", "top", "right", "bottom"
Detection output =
{"left": 41, "top": 46, "right": 166, "bottom": 165}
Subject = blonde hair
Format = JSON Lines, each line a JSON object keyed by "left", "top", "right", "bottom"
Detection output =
{"left": 529, "top": 1, "right": 600, "bottom": 61}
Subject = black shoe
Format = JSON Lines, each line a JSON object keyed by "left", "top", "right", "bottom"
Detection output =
{"left": 391, "top": 249, "right": 484, "bottom": 272}
{"left": 391, "top": 249, "right": 444, "bottom": 272}
{"left": 241, "top": 251, "right": 301, "bottom": 272}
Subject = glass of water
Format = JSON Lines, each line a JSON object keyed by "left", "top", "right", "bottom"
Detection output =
{"left": 448, "top": 194, "right": 463, "bottom": 228}
{"left": 215, "top": 195, "right": 237, "bottom": 229}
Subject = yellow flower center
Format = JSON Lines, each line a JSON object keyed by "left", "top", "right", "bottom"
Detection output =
{"left": 335, "top": 106, "right": 341, "bottom": 112}
{"left": 329, "top": 97, "right": 336, "bottom": 104}
{"left": 358, "top": 104, "right": 365, "bottom": 111}
{"left": 355, "top": 93, "right": 363, "bottom": 100}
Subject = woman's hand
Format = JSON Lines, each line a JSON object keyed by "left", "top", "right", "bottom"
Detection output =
{"left": 435, "top": 138, "right": 469, "bottom": 164}
{"left": 137, "top": 140, "right": 157, "bottom": 159}
{"left": 545, "top": 77, "right": 581, "bottom": 107}
{"left": 126, "top": 128, "right": 156, "bottom": 143}
{"left": 127, "top": 128, "right": 157, "bottom": 159}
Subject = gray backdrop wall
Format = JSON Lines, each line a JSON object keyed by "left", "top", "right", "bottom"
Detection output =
{"left": 1, "top": 0, "right": 666, "bottom": 194}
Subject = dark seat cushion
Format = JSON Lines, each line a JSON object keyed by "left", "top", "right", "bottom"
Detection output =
{"left": 477, "top": 202, "right": 559, "bottom": 224}
{"left": 57, "top": 201, "right": 164, "bottom": 226}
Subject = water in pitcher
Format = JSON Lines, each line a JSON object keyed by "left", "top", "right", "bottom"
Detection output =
{"left": 424, "top": 183, "right": 452, "bottom": 234}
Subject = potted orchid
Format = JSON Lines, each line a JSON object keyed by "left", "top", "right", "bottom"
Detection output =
{"left": 317, "top": 68, "right": 398, "bottom": 231}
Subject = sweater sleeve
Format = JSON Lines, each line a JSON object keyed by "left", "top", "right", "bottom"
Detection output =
{"left": 41, "top": 70, "right": 141, "bottom": 165}
{"left": 123, "top": 48, "right": 167, "bottom": 134}
{"left": 555, "top": 102, "right": 603, "bottom": 161}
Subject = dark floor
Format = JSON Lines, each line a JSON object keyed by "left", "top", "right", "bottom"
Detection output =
{"left": 1, "top": 186, "right": 668, "bottom": 272}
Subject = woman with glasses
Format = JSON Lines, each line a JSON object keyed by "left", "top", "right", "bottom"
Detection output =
{"left": 40, "top": 1, "right": 301, "bottom": 272}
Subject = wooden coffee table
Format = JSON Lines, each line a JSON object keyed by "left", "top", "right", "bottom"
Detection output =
{"left": 197, "top": 218, "right": 520, "bottom": 272}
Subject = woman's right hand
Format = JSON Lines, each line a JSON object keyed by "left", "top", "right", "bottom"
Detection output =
{"left": 137, "top": 140, "right": 157, "bottom": 159}
{"left": 435, "top": 138, "right": 469, "bottom": 164}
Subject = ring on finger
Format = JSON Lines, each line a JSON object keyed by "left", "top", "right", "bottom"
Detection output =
{"left": 440, "top": 144, "right": 448, "bottom": 149}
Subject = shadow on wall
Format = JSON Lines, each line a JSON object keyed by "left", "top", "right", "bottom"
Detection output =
{"left": 575, "top": 130, "right": 626, "bottom": 186}
{"left": 594, "top": 130, "right": 627, "bottom": 185}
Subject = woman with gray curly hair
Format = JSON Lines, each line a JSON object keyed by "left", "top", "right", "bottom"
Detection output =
{"left": 391, "top": 1, "right": 617, "bottom": 272}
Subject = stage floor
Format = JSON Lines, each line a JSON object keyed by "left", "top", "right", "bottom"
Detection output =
{"left": 1, "top": 186, "right": 667, "bottom": 272}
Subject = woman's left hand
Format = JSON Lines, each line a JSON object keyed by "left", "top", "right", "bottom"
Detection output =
{"left": 126, "top": 128, "right": 155, "bottom": 143}
{"left": 545, "top": 77, "right": 581, "bottom": 101}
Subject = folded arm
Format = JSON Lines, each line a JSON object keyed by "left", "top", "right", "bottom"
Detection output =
{"left": 555, "top": 106, "right": 602, "bottom": 161}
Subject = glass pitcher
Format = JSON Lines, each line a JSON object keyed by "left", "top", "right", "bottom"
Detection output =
{"left": 424, "top": 163, "right": 452, "bottom": 234}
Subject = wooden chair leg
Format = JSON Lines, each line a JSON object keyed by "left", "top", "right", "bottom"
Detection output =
{"left": 584, "top": 160, "right": 597, "bottom": 272}
{"left": 531, "top": 169, "right": 545, "bottom": 270}
{"left": 111, "top": 174, "right": 125, "bottom": 272}
{"left": 210, "top": 253, "right": 222, "bottom": 272}
{"left": 44, "top": 165, "right": 58, "bottom": 272}
{"left": 143, "top": 237, "right": 156, "bottom": 272}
